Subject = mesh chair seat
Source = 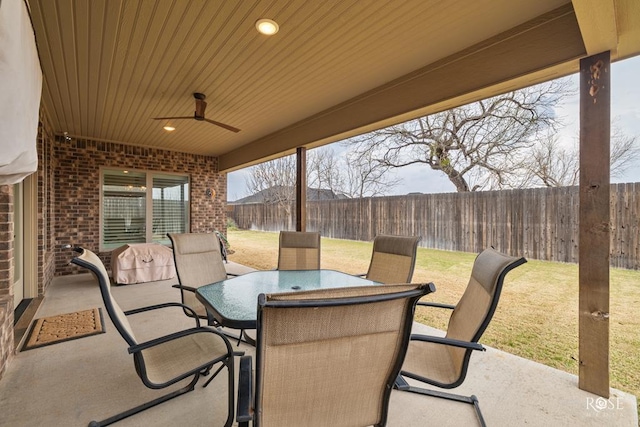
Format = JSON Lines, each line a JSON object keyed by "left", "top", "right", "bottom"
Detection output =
{"left": 141, "top": 331, "right": 232, "bottom": 385}
{"left": 402, "top": 339, "right": 460, "bottom": 386}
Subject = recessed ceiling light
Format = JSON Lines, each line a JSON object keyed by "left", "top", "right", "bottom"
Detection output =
{"left": 256, "top": 18, "right": 279, "bottom": 35}
{"left": 163, "top": 125, "right": 176, "bottom": 132}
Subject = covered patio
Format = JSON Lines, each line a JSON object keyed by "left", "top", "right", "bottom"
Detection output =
{"left": 1, "top": 0, "right": 640, "bottom": 425}
{"left": 1, "top": 268, "right": 636, "bottom": 426}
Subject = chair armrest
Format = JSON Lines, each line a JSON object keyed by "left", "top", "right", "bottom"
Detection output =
{"left": 416, "top": 301, "right": 455, "bottom": 310}
{"left": 410, "top": 334, "right": 485, "bottom": 352}
{"left": 172, "top": 283, "right": 198, "bottom": 293}
{"left": 124, "top": 302, "right": 201, "bottom": 327}
{"left": 237, "top": 355, "right": 253, "bottom": 424}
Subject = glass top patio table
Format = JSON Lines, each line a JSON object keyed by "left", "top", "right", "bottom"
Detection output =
{"left": 195, "top": 269, "right": 379, "bottom": 330}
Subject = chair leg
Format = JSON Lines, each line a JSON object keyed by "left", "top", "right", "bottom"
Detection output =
{"left": 241, "top": 329, "right": 256, "bottom": 346}
{"left": 236, "top": 356, "right": 253, "bottom": 427}
{"left": 219, "top": 328, "right": 255, "bottom": 347}
{"left": 207, "top": 314, "right": 255, "bottom": 347}
{"left": 88, "top": 373, "right": 200, "bottom": 427}
{"left": 471, "top": 395, "right": 487, "bottom": 427}
{"left": 394, "top": 376, "right": 487, "bottom": 427}
{"left": 202, "top": 363, "right": 225, "bottom": 388}
{"left": 225, "top": 355, "right": 235, "bottom": 427}
{"left": 200, "top": 357, "right": 235, "bottom": 427}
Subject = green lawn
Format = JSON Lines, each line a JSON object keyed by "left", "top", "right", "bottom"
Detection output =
{"left": 227, "top": 229, "right": 640, "bottom": 411}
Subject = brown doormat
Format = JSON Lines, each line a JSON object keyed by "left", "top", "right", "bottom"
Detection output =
{"left": 22, "top": 308, "right": 105, "bottom": 351}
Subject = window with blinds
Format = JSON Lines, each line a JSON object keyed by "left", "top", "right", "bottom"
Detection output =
{"left": 101, "top": 169, "right": 189, "bottom": 250}
{"left": 152, "top": 174, "right": 189, "bottom": 245}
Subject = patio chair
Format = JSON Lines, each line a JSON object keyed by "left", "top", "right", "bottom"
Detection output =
{"left": 361, "top": 234, "right": 421, "bottom": 283}
{"left": 395, "top": 248, "right": 526, "bottom": 427}
{"left": 236, "top": 282, "right": 436, "bottom": 427}
{"left": 276, "top": 231, "right": 321, "bottom": 270}
{"left": 70, "top": 247, "right": 235, "bottom": 427}
{"left": 168, "top": 232, "right": 234, "bottom": 319}
{"left": 169, "top": 232, "right": 249, "bottom": 345}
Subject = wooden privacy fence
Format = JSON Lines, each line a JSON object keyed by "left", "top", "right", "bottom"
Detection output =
{"left": 229, "top": 182, "right": 640, "bottom": 269}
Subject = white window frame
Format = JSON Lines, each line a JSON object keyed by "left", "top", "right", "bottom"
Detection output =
{"left": 100, "top": 167, "right": 190, "bottom": 251}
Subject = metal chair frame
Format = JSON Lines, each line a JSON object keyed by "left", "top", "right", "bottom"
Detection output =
{"left": 395, "top": 249, "right": 526, "bottom": 427}
{"left": 71, "top": 247, "right": 236, "bottom": 427}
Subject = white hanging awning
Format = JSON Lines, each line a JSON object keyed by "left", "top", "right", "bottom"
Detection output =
{"left": 0, "top": 0, "right": 42, "bottom": 185}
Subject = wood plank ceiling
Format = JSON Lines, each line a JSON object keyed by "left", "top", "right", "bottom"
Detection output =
{"left": 29, "top": 0, "right": 640, "bottom": 171}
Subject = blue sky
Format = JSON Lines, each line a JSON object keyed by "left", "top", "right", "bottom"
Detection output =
{"left": 227, "top": 56, "right": 640, "bottom": 200}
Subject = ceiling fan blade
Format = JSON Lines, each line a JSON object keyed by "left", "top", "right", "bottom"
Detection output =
{"left": 203, "top": 118, "right": 241, "bottom": 133}
{"left": 152, "top": 93, "right": 239, "bottom": 132}
{"left": 152, "top": 116, "right": 192, "bottom": 120}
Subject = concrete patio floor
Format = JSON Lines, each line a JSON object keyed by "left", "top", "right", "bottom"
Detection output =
{"left": 0, "top": 262, "right": 636, "bottom": 426}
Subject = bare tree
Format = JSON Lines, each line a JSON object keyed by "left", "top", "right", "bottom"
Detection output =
{"left": 610, "top": 126, "right": 640, "bottom": 178}
{"left": 347, "top": 80, "right": 570, "bottom": 192}
{"left": 343, "top": 150, "right": 400, "bottom": 198}
{"left": 524, "top": 134, "right": 579, "bottom": 187}
{"left": 245, "top": 146, "right": 399, "bottom": 205}
{"left": 246, "top": 155, "right": 296, "bottom": 227}
{"left": 525, "top": 124, "right": 640, "bottom": 187}
{"left": 307, "top": 146, "right": 400, "bottom": 198}
{"left": 307, "top": 148, "right": 345, "bottom": 196}
{"left": 308, "top": 146, "right": 400, "bottom": 198}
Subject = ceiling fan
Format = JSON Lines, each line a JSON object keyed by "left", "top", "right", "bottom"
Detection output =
{"left": 152, "top": 93, "right": 241, "bottom": 133}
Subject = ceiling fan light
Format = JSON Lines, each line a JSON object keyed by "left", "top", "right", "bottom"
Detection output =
{"left": 163, "top": 125, "right": 176, "bottom": 132}
{"left": 256, "top": 18, "right": 279, "bottom": 35}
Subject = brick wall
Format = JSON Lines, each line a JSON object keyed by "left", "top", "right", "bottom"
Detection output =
{"left": 38, "top": 111, "right": 56, "bottom": 295}
{"left": 53, "top": 137, "right": 227, "bottom": 276}
{"left": 0, "top": 109, "right": 228, "bottom": 380}
{"left": 0, "top": 185, "right": 14, "bottom": 380}
{"left": 0, "top": 108, "right": 55, "bottom": 380}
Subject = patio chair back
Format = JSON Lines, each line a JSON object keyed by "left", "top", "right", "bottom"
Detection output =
{"left": 277, "top": 231, "right": 321, "bottom": 270}
{"left": 253, "top": 283, "right": 435, "bottom": 427}
{"left": 71, "top": 247, "right": 137, "bottom": 346}
{"left": 366, "top": 234, "right": 421, "bottom": 283}
{"left": 169, "top": 232, "right": 228, "bottom": 318}
{"left": 445, "top": 248, "right": 525, "bottom": 382}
